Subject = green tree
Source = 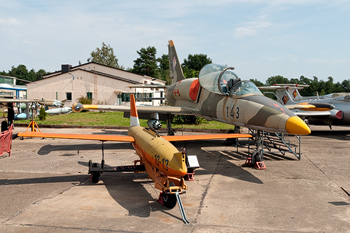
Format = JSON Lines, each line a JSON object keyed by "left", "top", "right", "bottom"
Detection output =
{"left": 88, "top": 42, "right": 123, "bottom": 69}
{"left": 181, "top": 54, "right": 212, "bottom": 78}
{"left": 8, "top": 65, "right": 29, "bottom": 85}
{"left": 156, "top": 54, "right": 171, "bottom": 84}
{"left": 36, "top": 69, "right": 47, "bottom": 80}
{"left": 333, "top": 82, "right": 344, "bottom": 93}
{"left": 3, "top": 65, "right": 47, "bottom": 84}
{"left": 132, "top": 46, "right": 158, "bottom": 77}
{"left": 250, "top": 79, "right": 264, "bottom": 87}
{"left": 324, "top": 76, "right": 334, "bottom": 94}
{"left": 265, "top": 75, "right": 289, "bottom": 86}
{"left": 342, "top": 79, "right": 350, "bottom": 92}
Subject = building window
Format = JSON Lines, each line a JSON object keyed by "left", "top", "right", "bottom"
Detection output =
{"left": 66, "top": 92, "right": 72, "bottom": 101}
{"left": 87, "top": 92, "right": 92, "bottom": 100}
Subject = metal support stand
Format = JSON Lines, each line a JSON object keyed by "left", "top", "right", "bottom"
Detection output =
{"left": 248, "top": 129, "right": 302, "bottom": 162}
{"left": 175, "top": 191, "right": 189, "bottom": 224}
{"left": 25, "top": 121, "right": 42, "bottom": 133}
{"left": 101, "top": 141, "right": 105, "bottom": 169}
{"left": 166, "top": 114, "right": 175, "bottom": 136}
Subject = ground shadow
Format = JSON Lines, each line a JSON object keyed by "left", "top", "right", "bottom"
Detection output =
{"left": 173, "top": 140, "right": 264, "bottom": 184}
{"left": 309, "top": 129, "right": 350, "bottom": 140}
{"left": 38, "top": 142, "right": 133, "bottom": 155}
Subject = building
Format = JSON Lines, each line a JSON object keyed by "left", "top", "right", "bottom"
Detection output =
{"left": 0, "top": 75, "right": 27, "bottom": 99}
{"left": 26, "top": 62, "right": 166, "bottom": 107}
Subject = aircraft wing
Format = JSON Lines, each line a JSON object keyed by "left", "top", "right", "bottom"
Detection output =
{"left": 292, "top": 111, "right": 332, "bottom": 117}
{"left": 0, "top": 98, "right": 35, "bottom": 103}
{"left": 72, "top": 103, "right": 194, "bottom": 115}
{"left": 17, "top": 132, "right": 135, "bottom": 142}
{"left": 17, "top": 132, "right": 251, "bottom": 142}
{"left": 285, "top": 102, "right": 334, "bottom": 111}
{"left": 284, "top": 104, "right": 317, "bottom": 110}
{"left": 162, "top": 133, "right": 252, "bottom": 142}
{"left": 258, "top": 85, "right": 306, "bottom": 90}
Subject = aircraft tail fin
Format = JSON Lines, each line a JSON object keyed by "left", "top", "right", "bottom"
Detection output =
{"left": 130, "top": 94, "right": 140, "bottom": 127}
{"left": 168, "top": 40, "right": 186, "bottom": 84}
{"left": 275, "top": 87, "right": 305, "bottom": 105}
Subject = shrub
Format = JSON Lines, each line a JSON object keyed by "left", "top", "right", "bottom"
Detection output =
{"left": 77, "top": 96, "right": 92, "bottom": 104}
{"left": 173, "top": 115, "right": 207, "bottom": 125}
{"left": 38, "top": 107, "right": 47, "bottom": 121}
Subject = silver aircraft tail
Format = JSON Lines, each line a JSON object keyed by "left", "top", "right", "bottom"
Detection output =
{"left": 260, "top": 84, "right": 307, "bottom": 105}
{"left": 168, "top": 40, "right": 185, "bottom": 84}
{"left": 273, "top": 85, "right": 305, "bottom": 105}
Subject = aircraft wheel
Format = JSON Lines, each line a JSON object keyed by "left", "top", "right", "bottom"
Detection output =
{"left": 162, "top": 182, "right": 177, "bottom": 209}
{"left": 91, "top": 163, "right": 100, "bottom": 184}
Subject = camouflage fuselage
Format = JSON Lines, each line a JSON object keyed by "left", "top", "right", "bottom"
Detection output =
{"left": 167, "top": 78, "right": 296, "bottom": 134}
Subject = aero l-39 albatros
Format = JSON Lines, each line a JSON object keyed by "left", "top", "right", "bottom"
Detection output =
{"left": 18, "top": 94, "right": 252, "bottom": 223}
{"left": 73, "top": 40, "right": 311, "bottom": 164}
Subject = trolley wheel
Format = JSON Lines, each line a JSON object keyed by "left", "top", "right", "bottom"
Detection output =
{"left": 162, "top": 182, "right": 177, "bottom": 209}
{"left": 90, "top": 163, "right": 100, "bottom": 184}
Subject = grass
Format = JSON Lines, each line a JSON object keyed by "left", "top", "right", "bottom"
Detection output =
{"left": 15, "top": 111, "right": 235, "bottom": 130}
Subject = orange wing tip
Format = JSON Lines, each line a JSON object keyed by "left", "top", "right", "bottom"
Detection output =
{"left": 168, "top": 40, "right": 174, "bottom": 47}
{"left": 17, "top": 132, "right": 135, "bottom": 142}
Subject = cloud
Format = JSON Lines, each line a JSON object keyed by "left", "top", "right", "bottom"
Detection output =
{"left": 234, "top": 15, "right": 272, "bottom": 38}
{"left": 304, "top": 58, "right": 350, "bottom": 64}
{"left": 0, "top": 18, "right": 20, "bottom": 26}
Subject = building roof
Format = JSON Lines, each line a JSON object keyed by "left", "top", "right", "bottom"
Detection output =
{"left": 40, "top": 68, "right": 142, "bottom": 85}
{"left": 42, "top": 61, "right": 165, "bottom": 84}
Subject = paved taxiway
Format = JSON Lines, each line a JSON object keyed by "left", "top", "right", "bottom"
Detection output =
{"left": 0, "top": 126, "right": 349, "bottom": 232}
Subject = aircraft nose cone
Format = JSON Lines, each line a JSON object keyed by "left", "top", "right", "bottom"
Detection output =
{"left": 286, "top": 116, "right": 311, "bottom": 135}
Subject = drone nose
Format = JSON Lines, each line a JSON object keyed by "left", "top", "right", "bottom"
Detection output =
{"left": 285, "top": 116, "right": 311, "bottom": 135}
{"left": 72, "top": 103, "right": 83, "bottom": 112}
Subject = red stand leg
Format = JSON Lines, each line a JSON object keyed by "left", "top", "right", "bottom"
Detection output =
{"left": 185, "top": 173, "right": 195, "bottom": 181}
{"left": 158, "top": 192, "right": 164, "bottom": 205}
{"left": 254, "top": 161, "right": 266, "bottom": 170}
{"left": 245, "top": 157, "right": 252, "bottom": 166}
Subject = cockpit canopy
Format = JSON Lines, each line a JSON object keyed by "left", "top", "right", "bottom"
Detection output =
{"left": 198, "top": 63, "right": 262, "bottom": 96}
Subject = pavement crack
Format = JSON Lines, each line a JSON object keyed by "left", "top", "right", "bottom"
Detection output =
{"left": 194, "top": 148, "right": 223, "bottom": 220}
{"left": 4, "top": 223, "right": 141, "bottom": 232}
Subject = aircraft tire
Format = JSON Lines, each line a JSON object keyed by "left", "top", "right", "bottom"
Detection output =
{"left": 162, "top": 182, "right": 177, "bottom": 209}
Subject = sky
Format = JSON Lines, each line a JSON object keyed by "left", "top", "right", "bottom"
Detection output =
{"left": 1, "top": 0, "right": 350, "bottom": 84}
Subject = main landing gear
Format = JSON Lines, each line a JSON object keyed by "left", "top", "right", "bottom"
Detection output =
{"left": 157, "top": 180, "right": 189, "bottom": 224}
{"left": 158, "top": 182, "right": 177, "bottom": 208}
{"left": 245, "top": 130, "right": 266, "bottom": 170}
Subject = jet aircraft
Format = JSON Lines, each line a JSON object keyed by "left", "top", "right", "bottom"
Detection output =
{"left": 72, "top": 40, "right": 311, "bottom": 164}
{"left": 260, "top": 84, "right": 347, "bottom": 129}
{"left": 18, "top": 94, "right": 252, "bottom": 223}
